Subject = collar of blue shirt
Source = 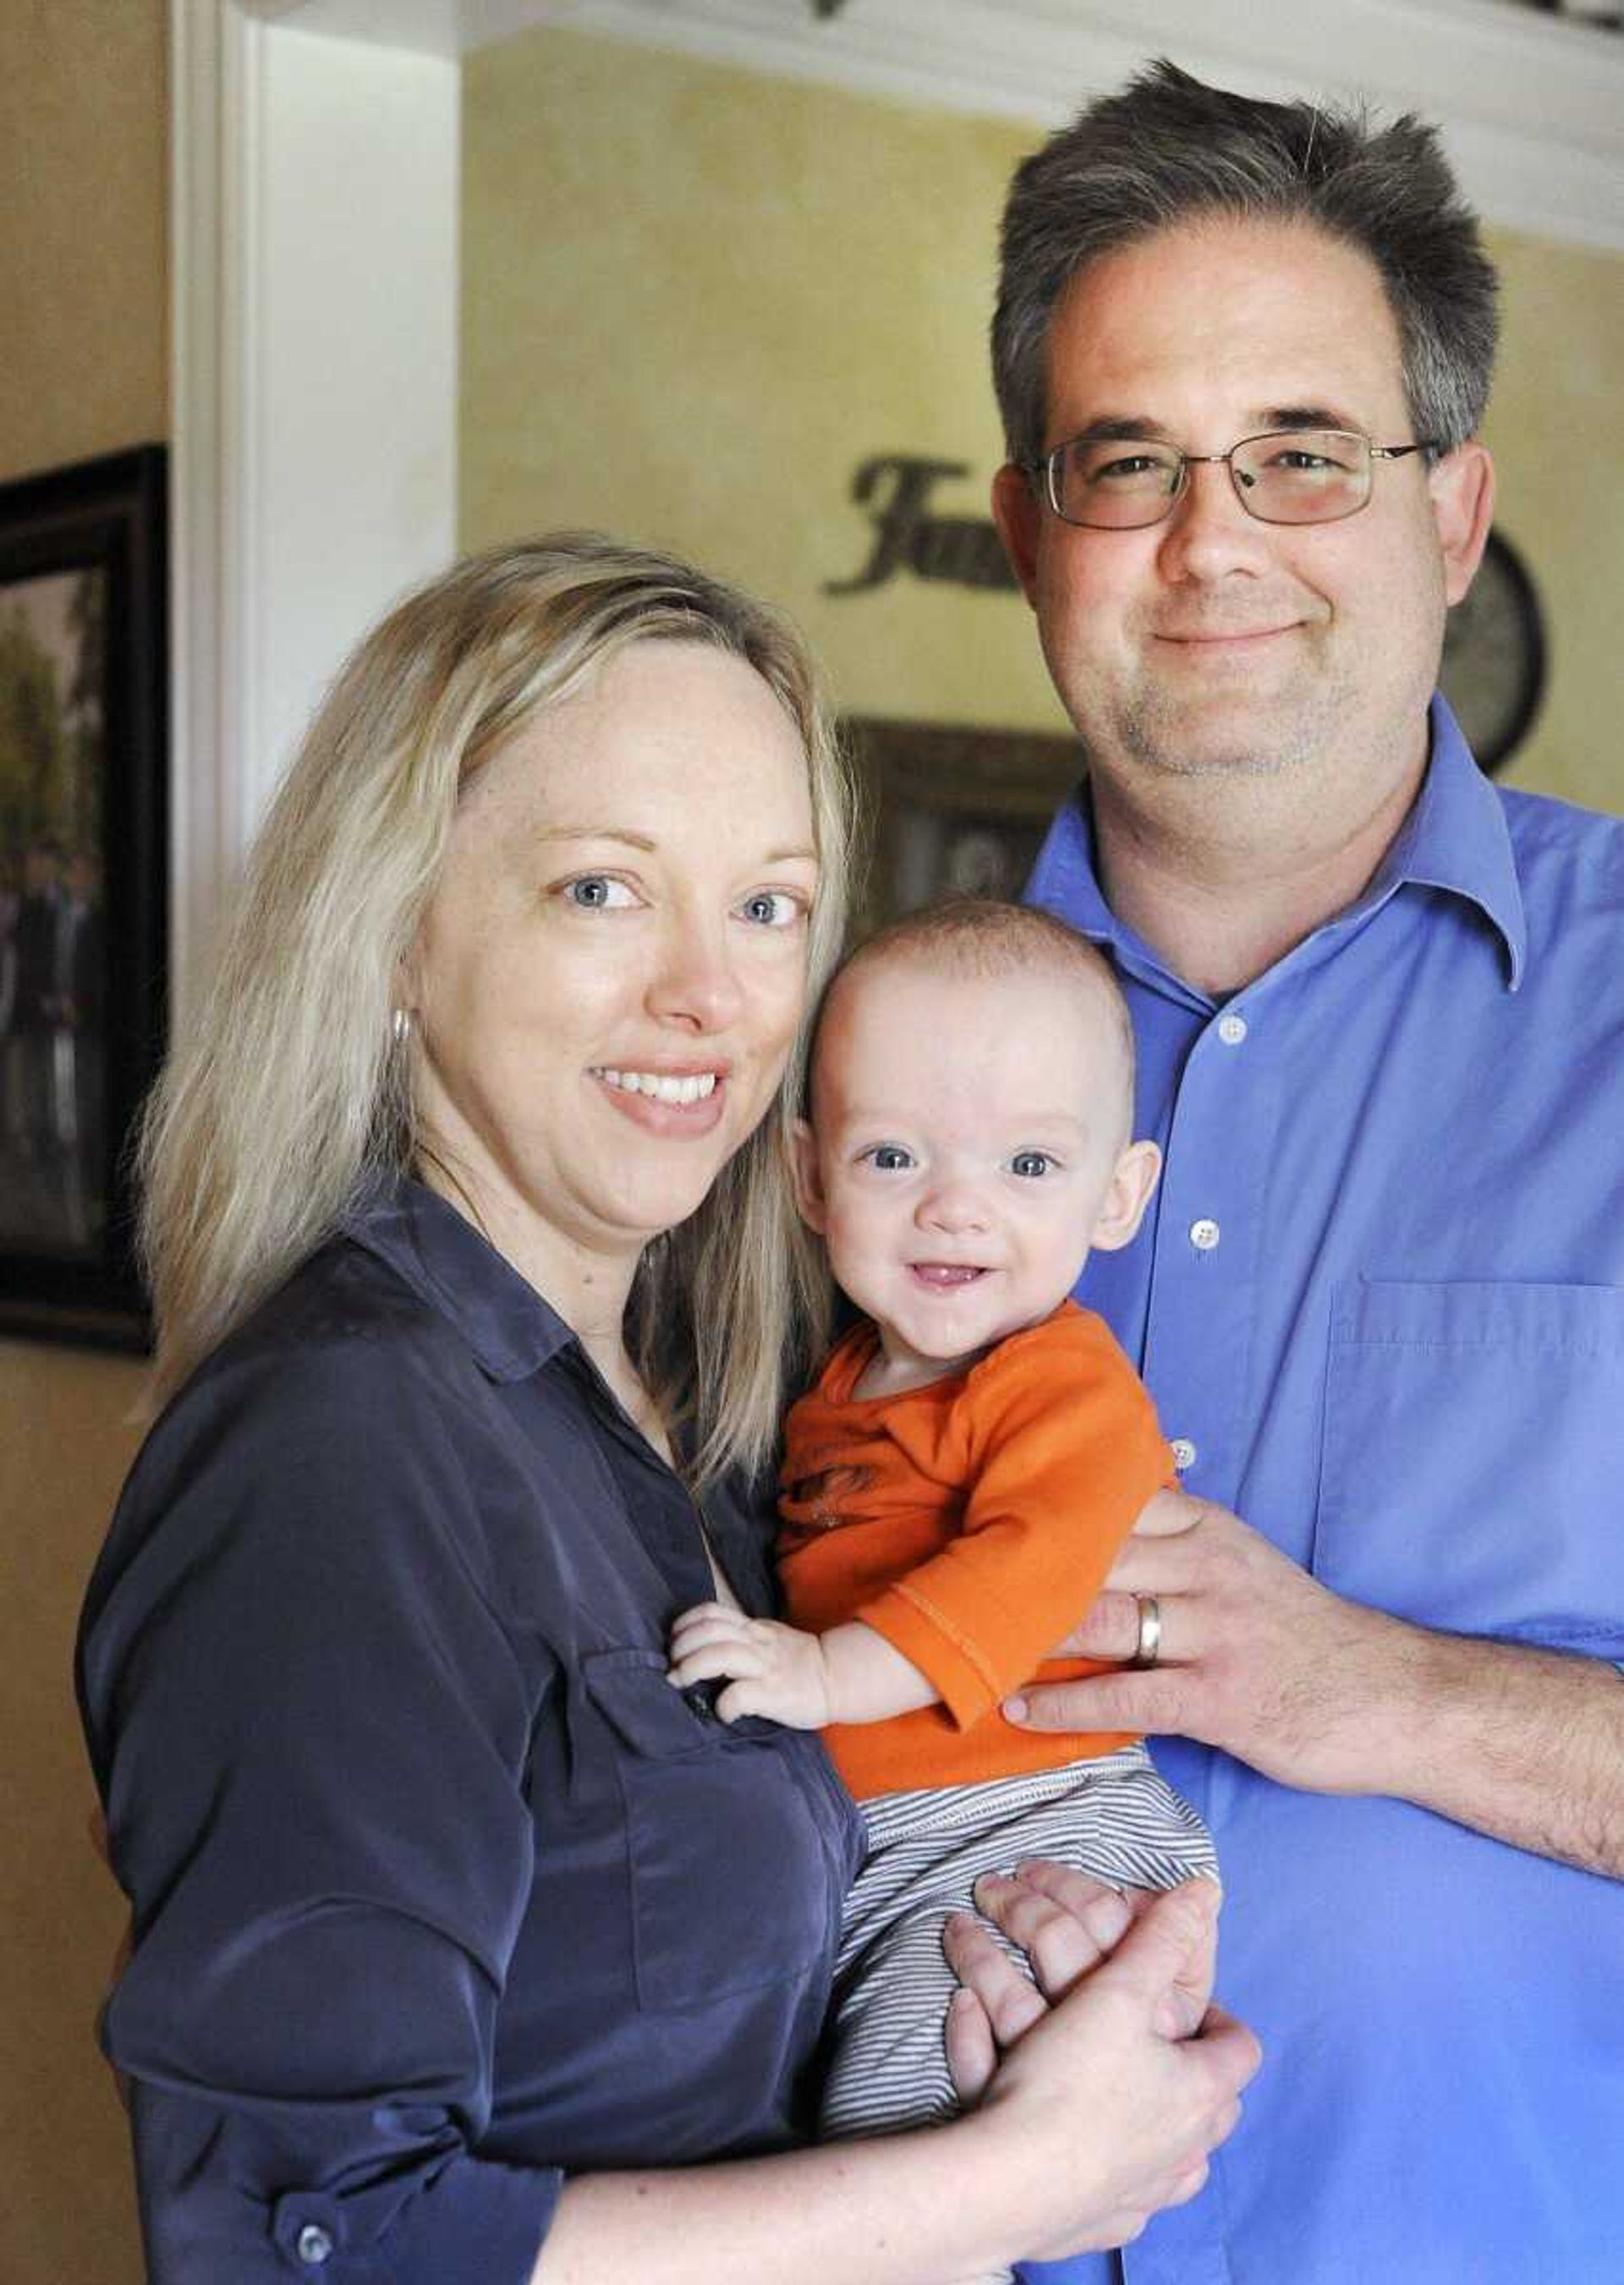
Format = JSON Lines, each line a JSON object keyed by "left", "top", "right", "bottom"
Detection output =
{"left": 1027, "top": 692, "right": 1527, "bottom": 1003}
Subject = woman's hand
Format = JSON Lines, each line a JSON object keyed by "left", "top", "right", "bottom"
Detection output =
{"left": 944, "top": 1870, "right": 1256, "bottom": 2260}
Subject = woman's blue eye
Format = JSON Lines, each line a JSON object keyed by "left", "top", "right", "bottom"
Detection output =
{"left": 562, "top": 876, "right": 633, "bottom": 910}
{"left": 1010, "top": 1151, "right": 1056, "bottom": 1178}
{"left": 739, "top": 890, "right": 802, "bottom": 928}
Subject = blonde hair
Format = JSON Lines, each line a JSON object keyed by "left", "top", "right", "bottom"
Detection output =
{"left": 140, "top": 533, "right": 858, "bottom": 1484}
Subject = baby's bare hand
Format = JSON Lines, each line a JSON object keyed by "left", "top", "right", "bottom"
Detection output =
{"left": 667, "top": 1603, "right": 831, "bottom": 1728}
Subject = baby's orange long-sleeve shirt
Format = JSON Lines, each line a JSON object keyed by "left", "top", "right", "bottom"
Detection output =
{"left": 776, "top": 1303, "right": 1173, "bottom": 1801}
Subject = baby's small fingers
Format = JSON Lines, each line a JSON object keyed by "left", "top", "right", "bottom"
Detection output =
{"left": 670, "top": 1600, "right": 731, "bottom": 1635}
{"left": 669, "top": 1608, "right": 757, "bottom": 1657}
{"left": 668, "top": 1601, "right": 740, "bottom": 1640}
{"left": 667, "top": 1640, "right": 764, "bottom": 1690}
{"left": 714, "top": 1678, "right": 781, "bottom": 1724}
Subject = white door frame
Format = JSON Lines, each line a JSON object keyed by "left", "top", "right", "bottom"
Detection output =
{"left": 168, "top": 0, "right": 459, "bottom": 1011}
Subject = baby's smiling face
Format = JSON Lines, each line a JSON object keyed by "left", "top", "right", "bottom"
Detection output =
{"left": 793, "top": 953, "right": 1160, "bottom": 1392}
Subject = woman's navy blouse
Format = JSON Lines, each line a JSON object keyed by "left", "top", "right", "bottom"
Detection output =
{"left": 77, "top": 1178, "right": 863, "bottom": 2284}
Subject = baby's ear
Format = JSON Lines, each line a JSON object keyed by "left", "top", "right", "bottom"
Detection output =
{"left": 1090, "top": 1140, "right": 1161, "bottom": 1252}
{"left": 789, "top": 1118, "right": 829, "bottom": 1234}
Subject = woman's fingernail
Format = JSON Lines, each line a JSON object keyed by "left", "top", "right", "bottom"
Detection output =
{"left": 1003, "top": 1695, "right": 1029, "bottom": 1723}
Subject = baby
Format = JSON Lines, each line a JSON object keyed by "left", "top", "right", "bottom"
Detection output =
{"left": 670, "top": 898, "right": 1216, "bottom": 2200}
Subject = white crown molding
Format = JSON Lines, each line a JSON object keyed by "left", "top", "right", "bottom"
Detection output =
{"left": 248, "top": 0, "right": 464, "bottom": 52}
{"left": 270, "top": 0, "right": 1624, "bottom": 248}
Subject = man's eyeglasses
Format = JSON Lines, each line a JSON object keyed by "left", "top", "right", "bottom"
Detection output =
{"left": 1030, "top": 429, "right": 1440, "bottom": 530}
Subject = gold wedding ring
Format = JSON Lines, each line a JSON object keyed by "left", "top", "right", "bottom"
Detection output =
{"left": 1127, "top": 1593, "right": 1162, "bottom": 1670}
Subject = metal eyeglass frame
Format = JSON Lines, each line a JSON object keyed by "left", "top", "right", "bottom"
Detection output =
{"left": 1032, "top": 429, "right": 1441, "bottom": 530}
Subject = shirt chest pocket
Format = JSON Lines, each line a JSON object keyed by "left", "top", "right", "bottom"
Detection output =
{"left": 1314, "top": 1280, "right": 1624, "bottom": 1656}
{"left": 583, "top": 1649, "right": 851, "bottom": 2013}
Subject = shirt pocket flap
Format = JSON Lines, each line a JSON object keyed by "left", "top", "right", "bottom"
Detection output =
{"left": 583, "top": 1649, "right": 722, "bottom": 1758}
{"left": 1316, "top": 1279, "right": 1624, "bottom": 1654}
{"left": 579, "top": 1649, "right": 839, "bottom": 2010}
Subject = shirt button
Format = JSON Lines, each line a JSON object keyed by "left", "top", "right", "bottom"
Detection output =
{"left": 1190, "top": 1217, "right": 1221, "bottom": 1251}
{"left": 1217, "top": 1012, "right": 1248, "bottom": 1045}
{"left": 296, "top": 2225, "right": 334, "bottom": 2267}
{"left": 1171, "top": 1437, "right": 1197, "bottom": 1470}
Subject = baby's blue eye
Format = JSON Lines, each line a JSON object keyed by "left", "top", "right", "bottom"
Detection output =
{"left": 1010, "top": 1151, "right": 1056, "bottom": 1179}
{"left": 864, "top": 1144, "right": 915, "bottom": 1173}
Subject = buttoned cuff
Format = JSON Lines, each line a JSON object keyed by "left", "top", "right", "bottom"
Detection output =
{"left": 272, "top": 2156, "right": 559, "bottom": 2283}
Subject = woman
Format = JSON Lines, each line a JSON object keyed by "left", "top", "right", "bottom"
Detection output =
{"left": 77, "top": 535, "right": 1255, "bottom": 2283}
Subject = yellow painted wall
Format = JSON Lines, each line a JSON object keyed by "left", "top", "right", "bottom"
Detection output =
{"left": 0, "top": 1344, "right": 147, "bottom": 2283}
{"left": 461, "top": 25, "right": 1624, "bottom": 811}
{"left": 0, "top": 1, "right": 168, "bottom": 485}
{"left": 1484, "top": 231, "right": 1624, "bottom": 811}
{"left": 461, "top": 27, "right": 1062, "bottom": 733}
{"left": 0, "top": 4, "right": 165, "bottom": 2280}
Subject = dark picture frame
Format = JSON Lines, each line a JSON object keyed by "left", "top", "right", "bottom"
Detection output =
{"left": 844, "top": 716, "right": 1083, "bottom": 937}
{"left": 0, "top": 446, "right": 167, "bottom": 1348}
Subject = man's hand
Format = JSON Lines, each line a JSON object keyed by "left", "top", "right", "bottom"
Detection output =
{"left": 1013, "top": 1491, "right": 1624, "bottom": 1876}
{"left": 1009, "top": 1491, "right": 1417, "bottom": 1795}
{"left": 668, "top": 1603, "right": 833, "bottom": 1727}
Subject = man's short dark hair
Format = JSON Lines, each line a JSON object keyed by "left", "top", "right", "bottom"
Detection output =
{"left": 993, "top": 59, "right": 1499, "bottom": 471}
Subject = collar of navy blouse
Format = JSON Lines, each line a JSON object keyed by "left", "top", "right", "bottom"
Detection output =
{"left": 339, "top": 1173, "right": 578, "bottom": 1383}
{"left": 338, "top": 1175, "right": 776, "bottom": 1608}
{"left": 1025, "top": 691, "right": 1527, "bottom": 1002}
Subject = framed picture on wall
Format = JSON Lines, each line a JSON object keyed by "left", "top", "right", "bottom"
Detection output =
{"left": 844, "top": 716, "right": 1084, "bottom": 937}
{"left": 0, "top": 446, "right": 167, "bottom": 1348}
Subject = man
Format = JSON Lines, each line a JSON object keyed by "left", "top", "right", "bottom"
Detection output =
{"left": 981, "top": 62, "right": 1624, "bottom": 2285}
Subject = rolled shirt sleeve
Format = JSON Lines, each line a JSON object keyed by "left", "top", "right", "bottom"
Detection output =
{"left": 81, "top": 1327, "right": 560, "bottom": 2283}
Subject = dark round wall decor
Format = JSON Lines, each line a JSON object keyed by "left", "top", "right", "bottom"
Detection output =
{"left": 1440, "top": 527, "right": 1546, "bottom": 776}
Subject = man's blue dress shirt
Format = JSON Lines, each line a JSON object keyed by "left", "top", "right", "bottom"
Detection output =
{"left": 78, "top": 1178, "right": 863, "bottom": 2284}
{"left": 1022, "top": 700, "right": 1624, "bottom": 2284}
